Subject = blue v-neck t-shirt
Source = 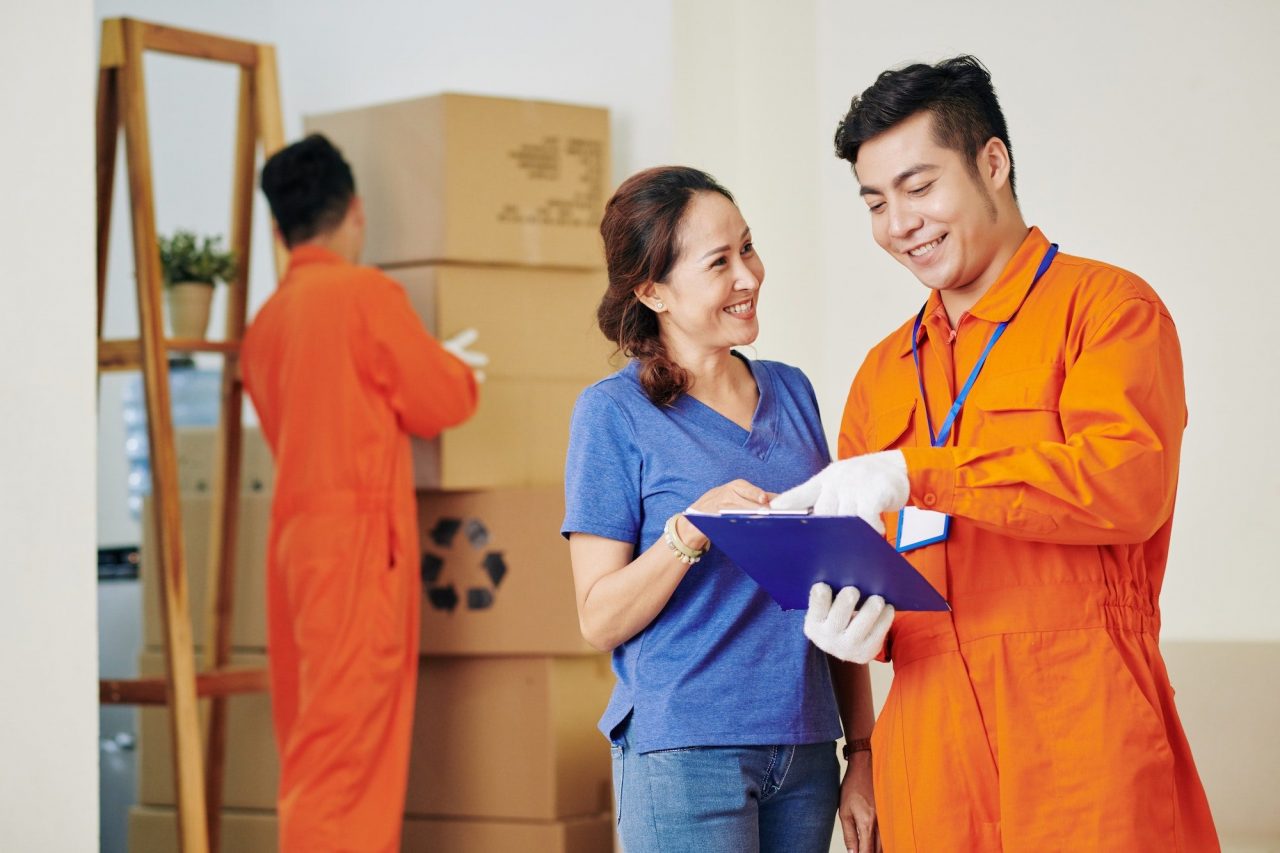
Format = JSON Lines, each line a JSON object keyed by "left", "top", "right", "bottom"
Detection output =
{"left": 561, "top": 355, "right": 843, "bottom": 753}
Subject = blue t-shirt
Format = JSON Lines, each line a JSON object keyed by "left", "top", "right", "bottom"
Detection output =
{"left": 561, "top": 355, "right": 843, "bottom": 753}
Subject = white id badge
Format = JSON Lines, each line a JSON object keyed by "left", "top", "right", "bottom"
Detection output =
{"left": 895, "top": 506, "right": 951, "bottom": 552}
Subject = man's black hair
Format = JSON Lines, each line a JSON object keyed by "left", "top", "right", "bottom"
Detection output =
{"left": 834, "top": 55, "right": 1016, "bottom": 199}
{"left": 260, "top": 133, "right": 356, "bottom": 248}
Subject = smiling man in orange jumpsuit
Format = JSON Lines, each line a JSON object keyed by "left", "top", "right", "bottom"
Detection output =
{"left": 242, "top": 134, "right": 479, "bottom": 852}
{"left": 774, "top": 57, "right": 1219, "bottom": 851}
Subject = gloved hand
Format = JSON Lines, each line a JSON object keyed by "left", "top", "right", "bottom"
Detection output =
{"left": 443, "top": 328, "right": 489, "bottom": 383}
{"left": 804, "top": 583, "right": 894, "bottom": 664}
{"left": 771, "top": 450, "right": 909, "bottom": 533}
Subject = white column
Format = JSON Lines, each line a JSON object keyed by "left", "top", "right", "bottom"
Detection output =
{"left": 0, "top": 1, "right": 99, "bottom": 850}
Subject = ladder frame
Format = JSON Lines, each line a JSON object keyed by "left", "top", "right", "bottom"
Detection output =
{"left": 95, "top": 17, "right": 285, "bottom": 853}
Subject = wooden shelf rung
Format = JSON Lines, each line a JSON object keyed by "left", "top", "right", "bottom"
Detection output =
{"left": 98, "top": 337, "right": 241, "bottom": 371}
{"left": 164, "top": 338, "right": 241, "bottom": 354}
{"left": 100, "top": 666, "right": 269, "bottom": 705}
{"left": 98, "top": 339, "right": 141, "bottom": 371}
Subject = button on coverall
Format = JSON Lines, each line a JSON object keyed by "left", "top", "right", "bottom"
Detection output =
{"left": 842, "top": 228, "right": 1219, "bottom": 851}
{"left": 242, "top": 245, "right": 477, "bottom": 852}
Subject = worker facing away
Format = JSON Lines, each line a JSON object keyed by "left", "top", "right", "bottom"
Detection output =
{"left": 774, "top": 56, "right": 1219, "bottom": 851}
{"left": 242, "top": 134, "right": 482, "bottom": 853}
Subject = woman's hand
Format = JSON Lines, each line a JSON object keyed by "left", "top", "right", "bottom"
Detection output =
{"left": 569, "top": 479, "right": 770, "bottom": 650}
{"left": 839, "top": 750, "right": 880, "bottom": 853}
{"left": 677, "top": 479, "right": 773, "bottom": 551}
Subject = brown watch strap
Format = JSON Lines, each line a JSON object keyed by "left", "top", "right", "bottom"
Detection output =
{"left": 842, "top": 737, "right": 872, "bottom": 759}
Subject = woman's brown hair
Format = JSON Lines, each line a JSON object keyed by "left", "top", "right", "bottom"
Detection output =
{"left": 597, "top": 166, "right": 735, "bottom": 406}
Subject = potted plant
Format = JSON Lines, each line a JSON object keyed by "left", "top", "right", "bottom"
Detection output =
{"left": 158, "top": 230, "right": 237, "bottom": 339}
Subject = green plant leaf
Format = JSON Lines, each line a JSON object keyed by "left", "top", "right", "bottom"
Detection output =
{"left": 157, "top": 229, "right": 238, "bottom": 287}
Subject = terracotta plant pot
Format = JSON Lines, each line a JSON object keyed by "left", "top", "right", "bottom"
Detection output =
{"left": 167, "top": 281, "right": 214, "bottom": 339}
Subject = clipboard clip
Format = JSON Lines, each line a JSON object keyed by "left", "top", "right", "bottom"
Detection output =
{"left": 715, "top": 507, "right": 814, "bottom": 517}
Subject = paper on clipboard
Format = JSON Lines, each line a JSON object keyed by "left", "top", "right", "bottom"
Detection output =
{"left": 685, "top": 511, "right": 949, "bottom": 612}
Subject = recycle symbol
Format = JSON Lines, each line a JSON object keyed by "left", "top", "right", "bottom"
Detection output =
{"left": 420, "top": 516, "right": 508, "bottom": 613}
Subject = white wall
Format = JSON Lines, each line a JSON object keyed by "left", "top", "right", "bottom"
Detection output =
{"left": 814, "top": 0, "right": 1280, "bottom": 642}
{"left": 270, "top": 0, "right": 673, "bottom": 177}
{"left": 0, "top": 2, "right": 99, "bottom": 850}
{"left": 94, "top": 0, "right": 677, "bottom": 546}
{"left": 671, "top": 0, "right": 823, "bottom": 380}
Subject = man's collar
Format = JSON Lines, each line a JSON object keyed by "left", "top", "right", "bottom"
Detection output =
{"left": 898, "top": 226, "right": 1050, "bottom": 356}
{"left": 284, "top": 243, "right": 348, "bottom": 273}
{"left": 967, "top": 226, "right": 1050, "bottom": 324}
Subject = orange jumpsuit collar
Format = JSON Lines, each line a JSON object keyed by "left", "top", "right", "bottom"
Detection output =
{"left": 284, "top": 243, "right": 348, "bottom": 276}
{"left": 967, "top": 225, "right": 1052, "bottom": 324}
{"left": 903, "top": 226, "right": 1052, "bottom": 355}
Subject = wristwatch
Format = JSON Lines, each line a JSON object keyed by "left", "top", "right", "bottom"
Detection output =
{"left": 842, "top": 737, "right": 872, "bottom": 759}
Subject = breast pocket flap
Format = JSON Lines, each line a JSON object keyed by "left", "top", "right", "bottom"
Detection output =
{"left": 972, "top": 364, "right": 1064, "bottom": 413}
{"left": 869, "top": 400, "right": 916, "bottom": 450}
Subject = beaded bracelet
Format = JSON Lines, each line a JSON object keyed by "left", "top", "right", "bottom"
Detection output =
{"left": 663, "top": 513, "right": 706, "bottom": 564}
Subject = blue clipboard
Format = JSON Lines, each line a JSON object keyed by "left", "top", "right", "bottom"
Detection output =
{"left": 685, "top": 512, "right": 950, "bottom": 612}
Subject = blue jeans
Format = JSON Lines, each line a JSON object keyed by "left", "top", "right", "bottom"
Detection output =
{"left": 610, "top": 723, "right": 840, "bottom": 853}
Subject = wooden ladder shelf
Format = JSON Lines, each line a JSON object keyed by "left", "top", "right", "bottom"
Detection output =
{"left": 96, "top": 17, "right": 285, "bottom": 853}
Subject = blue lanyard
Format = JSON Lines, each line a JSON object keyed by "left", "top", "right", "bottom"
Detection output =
{"left": 911, "top": 244, "right": 1058, "bottom": 448}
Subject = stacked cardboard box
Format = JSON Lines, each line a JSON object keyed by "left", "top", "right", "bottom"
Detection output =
{"left": 389, "top": 264, "right": 615, "bottom": 490}
{"left": 309, "top": 92, "right": 619, "bottom": 848}
{"left": 133, "top": 94, "right": 619, "bottom": 852}
{"left": 135, "top": 653, "right": 614, "bottom": 819}
{"left": 303, "top": 92, "right": 608, "bottom": 270}
{"left": 129, "top": 806, "right": 614, "bottom": 853}
{"left": 305, "top": 92, "right": 618, "bottom": 491}
{"left": 136, "top": 486, "right": 614, "bottom": 849}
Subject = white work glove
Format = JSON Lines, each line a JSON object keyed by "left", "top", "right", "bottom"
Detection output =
{"left": 804, "top": 583, "right": 894, "bottom": 664}
{"left": 771, "top": 450, "right": 909, "bottom": 534}
{"left": 443, "top": 328, "right": 489, "bottom": 383}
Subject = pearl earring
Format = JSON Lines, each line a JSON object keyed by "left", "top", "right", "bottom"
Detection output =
{"left": 655, "top": 300, "right": 665, "bottom": 310}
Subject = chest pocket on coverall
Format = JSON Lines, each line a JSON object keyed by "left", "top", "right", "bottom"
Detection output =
{"left": 969, "top": 362, "right": 1065, "bottom": 446}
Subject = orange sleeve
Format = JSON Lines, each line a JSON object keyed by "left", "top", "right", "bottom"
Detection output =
{"left": 837, "top": 359, "right": 877, "bottom": 461}
{"left": 357, "top": 272, "right": 479, "bottom": 439}
{"left": 902, "top": 295, "right": 1186, "bottom": 545}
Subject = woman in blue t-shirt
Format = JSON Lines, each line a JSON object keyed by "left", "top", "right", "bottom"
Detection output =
{"left": 562, "top": 166, "right": 890, "bottom": 853}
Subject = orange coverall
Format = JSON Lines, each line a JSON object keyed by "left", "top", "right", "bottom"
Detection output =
{"left": 841, "top": 228, "right": 1218, "bottom": 851}
{"left": 242, "top": 245, "right": 477, "bottom": 852}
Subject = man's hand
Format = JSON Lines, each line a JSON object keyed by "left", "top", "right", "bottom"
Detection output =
{"left": 840, "top": 750, "right": 881, "bottom": 853}
{"left": 442, "top": 328, "right": 489, "bottom": 382}
{"left": 804, "top": 583, "right": 893, "bottom": 664}
{"left": 771, "top": 451, "right": 909, "bottom": 533}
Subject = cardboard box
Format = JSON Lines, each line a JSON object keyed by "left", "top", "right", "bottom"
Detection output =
{"left": 405, "top": 655, "right": 614, "bottom": 820}
{"left": 402, "top": 811, "right": 614, "bottom": 852}
{"left": 129, "top": 806, "right": 614, "bottom": 853}
{"left": 417, "top": 487, "right": 594, "bottom": 656}
{"left": 413, "top": 376, "right": 588, "bottom": 490}
{"left": 143, "top": 486, "right": 592, "bottom": 656}
{"left": 141, "top": 492, "right": 271, "bottom": 651}
{"left": 174, "top": 426, "right": 274, "bottom": 495}
{"left": 388, "top": 264, "right": 614, "bottom": 382}
{"left": 129, "top": 806, "right": 276, "bottom": 853}
{"left": 139, "top": 653, "right": 614, "bottom": 821}
{"left": 136, "top": 651, "right": 278, "bottom": 808}
{"left": 387, "top": 263, "right": 617, "bottom": 490}
{"left": 304, "top": 93, "right": 611, "bottom": 268}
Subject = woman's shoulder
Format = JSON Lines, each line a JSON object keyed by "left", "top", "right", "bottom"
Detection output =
{"left": 751, "top": 358, "right": 816, "bottom": 391}
{"left": 579, "top": 360, "right": 641, "bottom": 400}
{"left": 573, "top": 361, "right": 646, "bottom": 420}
